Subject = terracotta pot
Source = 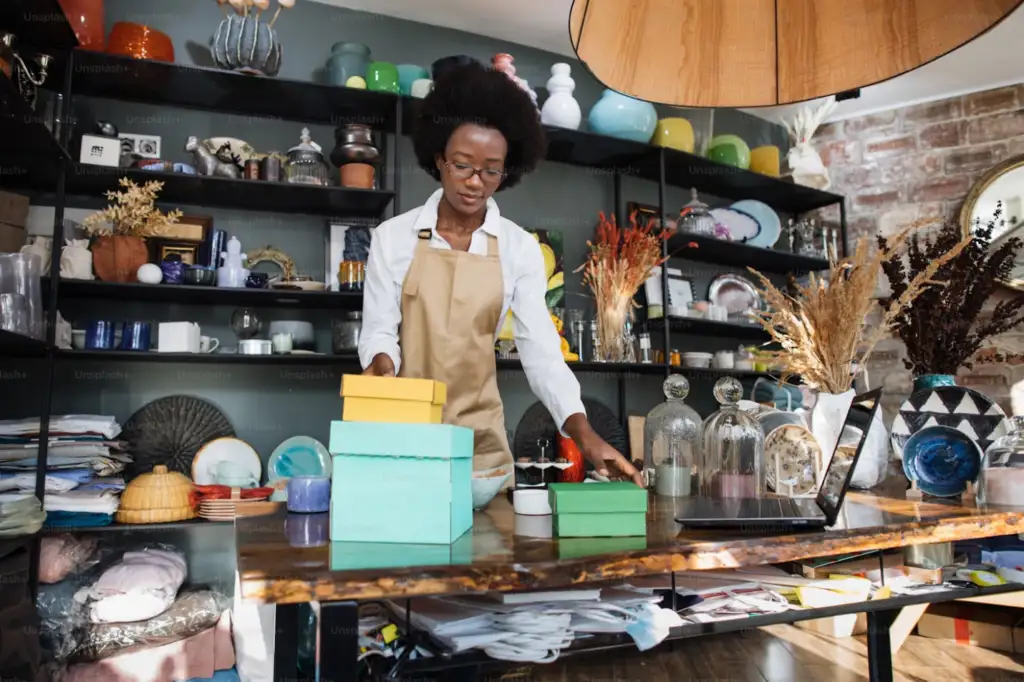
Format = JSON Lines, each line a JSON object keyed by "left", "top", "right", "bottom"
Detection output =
{"left": 557, "top": 433, "right": 585, "bottom": 483}
{"left": 107, "top": 22, "right": 174, "bottom": 62}
{"left": 58, "top": 0, "right": 106, "bottom": 51}
{"left": 91, "top": 235, "right": 148, "bottom": 283}
{"left": 340, "top": 163, "right": 375, "bottom": 189}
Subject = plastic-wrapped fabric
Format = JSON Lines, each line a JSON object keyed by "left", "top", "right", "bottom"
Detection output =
{"left": 39, "top": 534, "right": 99, "bottom": 583}
{"left": 75, "top": 548, "right": 187, "bottom": 623}
{"left": 69, "top": 589, "right": 230, "bottom": 662}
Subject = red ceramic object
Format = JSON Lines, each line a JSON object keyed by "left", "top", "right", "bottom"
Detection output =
{"left": 58, "top": 0, "right": 106, "bottom": 51}
{"left": 557, "top": 433, "right": 586, "bottom": 483}
{"left": 107, "top": 22, "right": 174, "bottom": 62}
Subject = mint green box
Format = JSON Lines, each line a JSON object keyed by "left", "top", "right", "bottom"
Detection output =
{"left": 329, "top": 421, "right": 473, "bottom": 545}
{"left": 554, "top": 512, "right": 647, "bottom": 537}
{"left": 549, "top": 482, "right": 648, "bottom": 538}
{"left": 558, "top": 535, "right": 648, "bottom": 559}
{"left": 330, "top": 533, "right": 474, "bottom": 571}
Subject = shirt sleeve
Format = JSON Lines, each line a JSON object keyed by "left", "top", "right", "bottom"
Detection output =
{"left": 359, "top": 226, "right": 403, "bottom": 374}
{"left": 511, "top": 237, "right": 586, "bottom": 434}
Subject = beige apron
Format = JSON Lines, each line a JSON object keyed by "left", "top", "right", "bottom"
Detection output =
{"left": 398, "top": 228, "right": 514, "bottom": 471}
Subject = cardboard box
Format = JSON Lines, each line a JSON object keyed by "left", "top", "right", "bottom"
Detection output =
{"left": 329, "top": 421, "right": 472, "bottom": 545}
{"left": 342, "top": 396, "right": 442, "bottom": 424}
{"left": 0, "top": 222, "right": 26, "bottom": 254}
{"left": 0, "top": 191, "right": 30, "bottom": 228}
{"left": 800, "top": 552, "right": 903, "bottom": 579}
{"left": 918, "top": 603, "right": 1024, "bottom": 653}
{"left": 340, "top": 374, "right": 446, "bottom": 405}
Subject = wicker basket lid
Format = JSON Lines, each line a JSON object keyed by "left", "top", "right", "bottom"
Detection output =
{"left": 120, "top": 464, "right": 195, "bottom": 512}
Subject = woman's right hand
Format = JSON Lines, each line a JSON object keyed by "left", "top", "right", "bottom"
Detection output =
{"left": 362, "top": 353, "right": 396, "bottom": 376}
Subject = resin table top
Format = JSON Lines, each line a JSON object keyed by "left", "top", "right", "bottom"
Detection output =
{"left": 235, "top": 492, "right": 1024, "bottom": 604}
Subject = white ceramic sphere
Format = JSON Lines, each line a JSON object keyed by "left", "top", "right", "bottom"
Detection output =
{"left": 137, "top": 263, "right": 163, "bottom": 284}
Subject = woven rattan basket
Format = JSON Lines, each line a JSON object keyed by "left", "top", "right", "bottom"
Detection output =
{"left": 116, "top": 464, "right": 196, "bottom": 524}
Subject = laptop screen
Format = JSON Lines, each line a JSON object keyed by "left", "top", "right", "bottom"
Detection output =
{"left": 815, "top": 388, "right": 883, "bottom": 525}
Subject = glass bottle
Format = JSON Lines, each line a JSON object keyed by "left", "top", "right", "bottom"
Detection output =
{"left": 638, "top": 332, "right": 652, "bottom": 364}
{"left": 700, "top": 377, "right": 765, "bottom": 498}
{"left": 644, "top": 375, "right": 702, "bottom": 496}
{"left": 978, "top": 416, "right": 1024, "bottom": 506}
{"left": 589, "top": 320, "right": 603, "bottom": 362}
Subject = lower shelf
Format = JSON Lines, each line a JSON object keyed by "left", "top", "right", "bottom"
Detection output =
{"left": 42, "top": 519, "right": 232, "bottom": 533}
{"left": 648, "top": 316, "right": 770, "bottom": 341}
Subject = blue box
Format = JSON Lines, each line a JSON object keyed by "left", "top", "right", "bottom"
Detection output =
{"left": 329, "top": 421, "right": 473, "bottom": 544}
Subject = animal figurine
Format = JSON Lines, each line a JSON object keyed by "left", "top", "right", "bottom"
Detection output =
{"left": 60, "top": 239, "right": 94, "bottom": 280}
{"left": 781, "top": 96, "right": 837, "bottom": 191}
{"left": 186, "top": 136, "right": 241, "bottom": 179}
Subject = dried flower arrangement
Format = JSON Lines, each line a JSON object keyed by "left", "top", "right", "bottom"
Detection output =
{"left": 880, "top": 205, "right": 1024, "bottom": 376}
{"left": 82, "top": 178, "right": 183, "bottom": 238}
{"left": 576, "top": 211, "right": 672, "bottom": 361}
{"left": 748, "top": 222, "right": 968, "bottom": 393}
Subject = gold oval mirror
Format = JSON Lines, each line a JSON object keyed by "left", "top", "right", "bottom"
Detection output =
{"left": 960, "top": 154, "right": 1024, "bottom": 291}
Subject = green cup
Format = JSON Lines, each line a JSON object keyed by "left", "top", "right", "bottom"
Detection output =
{"left": 366, "top": 61, "right": 400, "bottom": 93}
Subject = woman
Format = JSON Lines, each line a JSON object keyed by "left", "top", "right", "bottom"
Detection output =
{"left": 360, "top": 62, "right": 640, "bottom": 486}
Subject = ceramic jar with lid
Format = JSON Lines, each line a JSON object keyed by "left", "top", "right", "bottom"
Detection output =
{"left": 699, "top": 377, "right": 765, "bottom": 498}
{"left": 116, "top": 465, "right": 195, "bottom": 524}
{"left": 678, "top": 188, "right": 716, "bottom": 237}
{"left": 644, "top": 375, "right": 702, "bottom": 496}
{"left": 330, "top": 124, "right": 379, "bottom": 189}
{"left": 286, "top": 127, "right": 329, "bottom": 186}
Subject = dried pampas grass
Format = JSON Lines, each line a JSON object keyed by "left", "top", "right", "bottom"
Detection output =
{"left": 748, "top": 220, "right": 969, "bottom": 394}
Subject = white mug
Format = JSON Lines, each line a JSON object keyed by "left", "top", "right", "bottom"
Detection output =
{"left": 713, "top": 350, "right": 735, "bottom": 369}
{"left": 200, "top": 335, "right": 220, "bottom": 354}
{"left": 410, "top": 78, "right": 434, "bottom": 99}
{"left": 272, "top": 332, "right": 293, "bottom": 354}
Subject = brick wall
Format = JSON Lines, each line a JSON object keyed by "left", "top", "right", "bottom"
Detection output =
{"left": 815, "top": 85, "right": 1024, "bottom": 421}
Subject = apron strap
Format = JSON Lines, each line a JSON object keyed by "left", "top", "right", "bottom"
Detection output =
{"left": 486, "top": 234, "right": 499, "bottom": 257}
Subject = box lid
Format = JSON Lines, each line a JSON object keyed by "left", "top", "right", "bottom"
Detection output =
{"left": 548, "top": 482, "right": 648, "bottom": 514}
{"left": 329, "top": 421, "right": 472, "bottom": 460}
{"left": 341, "top": 374, "right": 446, "bottom": 405}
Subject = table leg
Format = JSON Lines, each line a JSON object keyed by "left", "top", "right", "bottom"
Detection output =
{"left": 274, "top": 603, "right": 300, "bottom": 682}
{"left": 867, "top": 608, "right": 898, "bottom": 682}
{"left": 320, "top": 601, "right": 360, "bottom": 682}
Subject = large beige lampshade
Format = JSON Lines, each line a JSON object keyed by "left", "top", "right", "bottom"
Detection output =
{"left": 569, "top": 0, "right": 1022, "bottom": 107}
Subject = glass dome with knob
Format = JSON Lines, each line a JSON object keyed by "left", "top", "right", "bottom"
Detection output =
{"left": 644, "top": 374, "right": 702, "bottom": 497}
{"left": 978, "top": 415, "right": 1024, "bottom": 506}
{"left": 700, "top": 377, "right": 765, "bottom": 498}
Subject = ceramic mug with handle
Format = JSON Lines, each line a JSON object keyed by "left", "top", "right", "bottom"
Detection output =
{"left": 200, "top": 336, "right": 220, "bottom": 353}
{"left": 215, "top": 460, "right": 257, "bottom": 488}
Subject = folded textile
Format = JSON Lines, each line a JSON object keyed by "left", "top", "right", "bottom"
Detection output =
{"left": 0, "top": 458, "right": 126, "bottom": 477}
{"left": 76, "top": 478, "right": 125, "bottom": 492}
{"left": 0, "top": 416, "right": 121, "bottom": 440}
{"left": 0, "top": 474, "right": 80, "bottom": 494}
{"left": 43, "top": 491, "right": 120, "bottom": 515}
{"left": 0, "top": 444, "right": 114, "bottom": 461}
{"left": 77, "top": 549, "right": 187, "bottom": 624}
{"left": 43, "top": 512, "right": 113, "bottom": 529}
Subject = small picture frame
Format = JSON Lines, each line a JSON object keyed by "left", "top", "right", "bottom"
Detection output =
{"left": 158, "top": 243, "right": 199, "bottom": 265}
{"left": 149, "top": 215, "right": 214, "bottom": 265}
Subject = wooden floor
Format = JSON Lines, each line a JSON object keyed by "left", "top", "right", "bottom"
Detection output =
{"left": 520, "top": 625, "right": 1024, "bottom": 682}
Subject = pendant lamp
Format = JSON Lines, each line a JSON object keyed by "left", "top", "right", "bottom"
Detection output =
{"left": 569, "top": 0, "right": 1022, "bottom": 107}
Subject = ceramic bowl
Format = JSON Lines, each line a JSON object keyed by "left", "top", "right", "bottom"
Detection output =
{"left": 183, "top": 266, "right": 216, "bottom": 286}
{"left": 471, "top": 466, "right": 512, "bottom": 509}
{"left": 682, "top": 352, "right": 712, "bottom": 369}
{"left": 268, "top": 321, "right": 315, "bottom": 349}
{"left": 757, "top": 410, "right": 807, "bottom": 438}
{"left": 903, "top": 425, "right": 983, "bottom": 497}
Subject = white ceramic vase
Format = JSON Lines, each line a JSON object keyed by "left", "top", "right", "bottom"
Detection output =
{"left": 540, "top": 63, "right": 581, "bottom": 130}
{"left": 810, "top": 388, "right": 855, "bottom": 487}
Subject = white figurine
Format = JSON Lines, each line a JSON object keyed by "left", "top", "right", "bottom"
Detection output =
{"left": 540, "top": 63, "right": 581, "bottom": 130}
{"left": 217, "top": 236, "right": 250, "bottom": 288}
{"left": 59, "top": 239, "right": 94, "bottom": 280}
{"left": 781, "top": 96, "right": 838, "bottom": 191}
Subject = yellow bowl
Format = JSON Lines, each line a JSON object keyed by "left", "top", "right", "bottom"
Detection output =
{"left": 651, "top": 117, "right": 695, "bottom": 153}
{"left": 750, "top": 145, "right": 781, "bottom": 177}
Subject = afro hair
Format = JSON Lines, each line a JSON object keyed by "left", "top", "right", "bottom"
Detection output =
{"left": 412, "top": 61, "right": 547, "bottom": 191}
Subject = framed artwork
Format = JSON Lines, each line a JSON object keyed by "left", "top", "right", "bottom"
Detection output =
{"left": 497, "top": 228, "right": 564, "bottom": 343}
{"left": 149, "top": 214, "right": 214, "bottom": 265}
{"left": 325, "top": 220, "right": 375, "bottom": 292}
{"left": 158, "top": 243, "right": 199, "bottom": 265}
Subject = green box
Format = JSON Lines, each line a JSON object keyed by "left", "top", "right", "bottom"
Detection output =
{"left": 554, "top": 512, "right": 647, "bottom": 537}
{"left": 547, "top": 482, "right": 648, "bottom": 514}
{"left": 558, "top": 535, "right": 648, "bottom": 559}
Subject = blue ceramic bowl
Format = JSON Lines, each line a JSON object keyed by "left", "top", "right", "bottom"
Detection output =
{"left": 903, "top": 425, "right": 982, "bottom": 497}
{"left": 396, "top": 64, "right": 429, "bottom": 95}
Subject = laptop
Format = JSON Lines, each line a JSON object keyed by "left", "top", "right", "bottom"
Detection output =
{"left": 674, "top": 388, "right": 882, "bottom": 530}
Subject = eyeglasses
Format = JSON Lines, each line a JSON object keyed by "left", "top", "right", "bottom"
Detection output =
{"left": 443, "top": 160, "right": 506, "bottom": 185}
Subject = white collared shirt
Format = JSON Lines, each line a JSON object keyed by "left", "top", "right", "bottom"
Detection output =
{"left": 359, "top": 189, "right": 586, "bottom": 430}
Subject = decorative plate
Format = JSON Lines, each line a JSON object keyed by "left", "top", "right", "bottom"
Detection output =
{"left": 764, "top": 424, "right": 821, "bottom": 496}
{"left": 731, "top": 200, "right": 781, "bottom": 248}
{"left": 191, "top": 437, "right": 263, "bottom": 486}
{"left": 890, "top": 385, "right": 1008, "bottom": 461}
{"left": 268, "top": 436, "right": 332, "bottom": 482}
{"left": 121, "top": 396, "right": 235, "bottom": 481}
{"left": 756, "top": 410, "right": 807, "bottom": 439}
{"left": 710, "top": 208, "right": 760, "bottom": 243}
{"left": 708, "top": 274, "right": 761, "bottom": 318}
{"left": 902, "top": 425, "right": 983, "bottom": 497}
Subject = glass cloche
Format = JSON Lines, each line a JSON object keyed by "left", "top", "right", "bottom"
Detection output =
{"left": 700, "top": 377, "right": 765, "bottom": 498}
{"left": 977, "top": 416, "right": 1024, "bottom": 506}
{"left": 678, "top": 188, "right": 716, "bottom": 237}
{"left": 644, "top": 375, "right": 702, "bottom": 497}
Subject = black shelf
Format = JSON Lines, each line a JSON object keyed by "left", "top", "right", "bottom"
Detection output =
{"left": 668, "top": 232, "right": 829, "bottom": 274}
{"left": 649, "top": 316, "right": 770, "bottom": 341}
{"left": 56, "top": 349, "right": 361, "bottom": 365}
{"left": 67, "top": 51, "right": 399, "bottom": 129}
{"left": 0, "top": 0, "right": 77, "bottom": 49}
{"left": 53, "top": 278, "right": 364, "bottom": 310}
{"left": 0, "top": 72, "right": 69, "bottom": 160}
{"left": 498, "top": 358, "right": 778, "bottom": 380}
{"left": 0, "top": 329, "right": 47, "bottom": 357}
{"left": 65, "top": 165, "right": 394, "bottom": 218}
{"left": 43, "top": 519, "right": 232, "bottom": 533}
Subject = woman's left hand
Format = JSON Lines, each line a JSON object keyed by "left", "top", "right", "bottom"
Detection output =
{"left": 578, "top": 432, "right": 644, "bottom": 487}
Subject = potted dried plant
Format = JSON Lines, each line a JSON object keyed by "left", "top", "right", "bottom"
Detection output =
{"left": 576, "top": 211, "right": 672, "bottom": 362}
{"left": 748, "top": 223, "right": 968, "bottom": 464}
{"left": 880, "top": 207, "right": 1024, "bottom": 391}
{"left": 82, "top": 178, "right": 182, "bottom": 282}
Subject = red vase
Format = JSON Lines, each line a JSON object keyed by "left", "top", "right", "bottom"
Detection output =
{"left": 57, "top": 0, "right": 106, "bottom": 51}
{"left": 557, "top": 433, "right": 585, "bottom": 483}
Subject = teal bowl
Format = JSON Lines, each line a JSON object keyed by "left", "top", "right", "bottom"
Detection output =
{"left": 396, "top": 64, "right": 429, "bottom": 95}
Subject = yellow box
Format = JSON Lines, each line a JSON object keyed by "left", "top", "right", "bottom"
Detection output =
{"left": 342, "top": 397, "right": 443, "bottom": 424}
{"left": 340, "top": 374, "right": 446, "bottom": 405}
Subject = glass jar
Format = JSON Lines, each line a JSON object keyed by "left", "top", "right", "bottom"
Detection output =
{"left": 678, "top": 188, "right": 716, "bottom": 237}
{"left": 338, "top": 260, "right": 365, "bottom": 291}
{"left": 332, "top": 311, "right": 362, "bottom": 355}
{"left": 700, "top": 377, "right": 765, "bottom": 498}
{"left": 978, "top": 416, "right": 1024, "bottom": 506}
{"left": 644, "top": 375, "right": 702, "bottom": 496}
{"left": 286, "top": 127, "right": 329, "bottom": 186}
